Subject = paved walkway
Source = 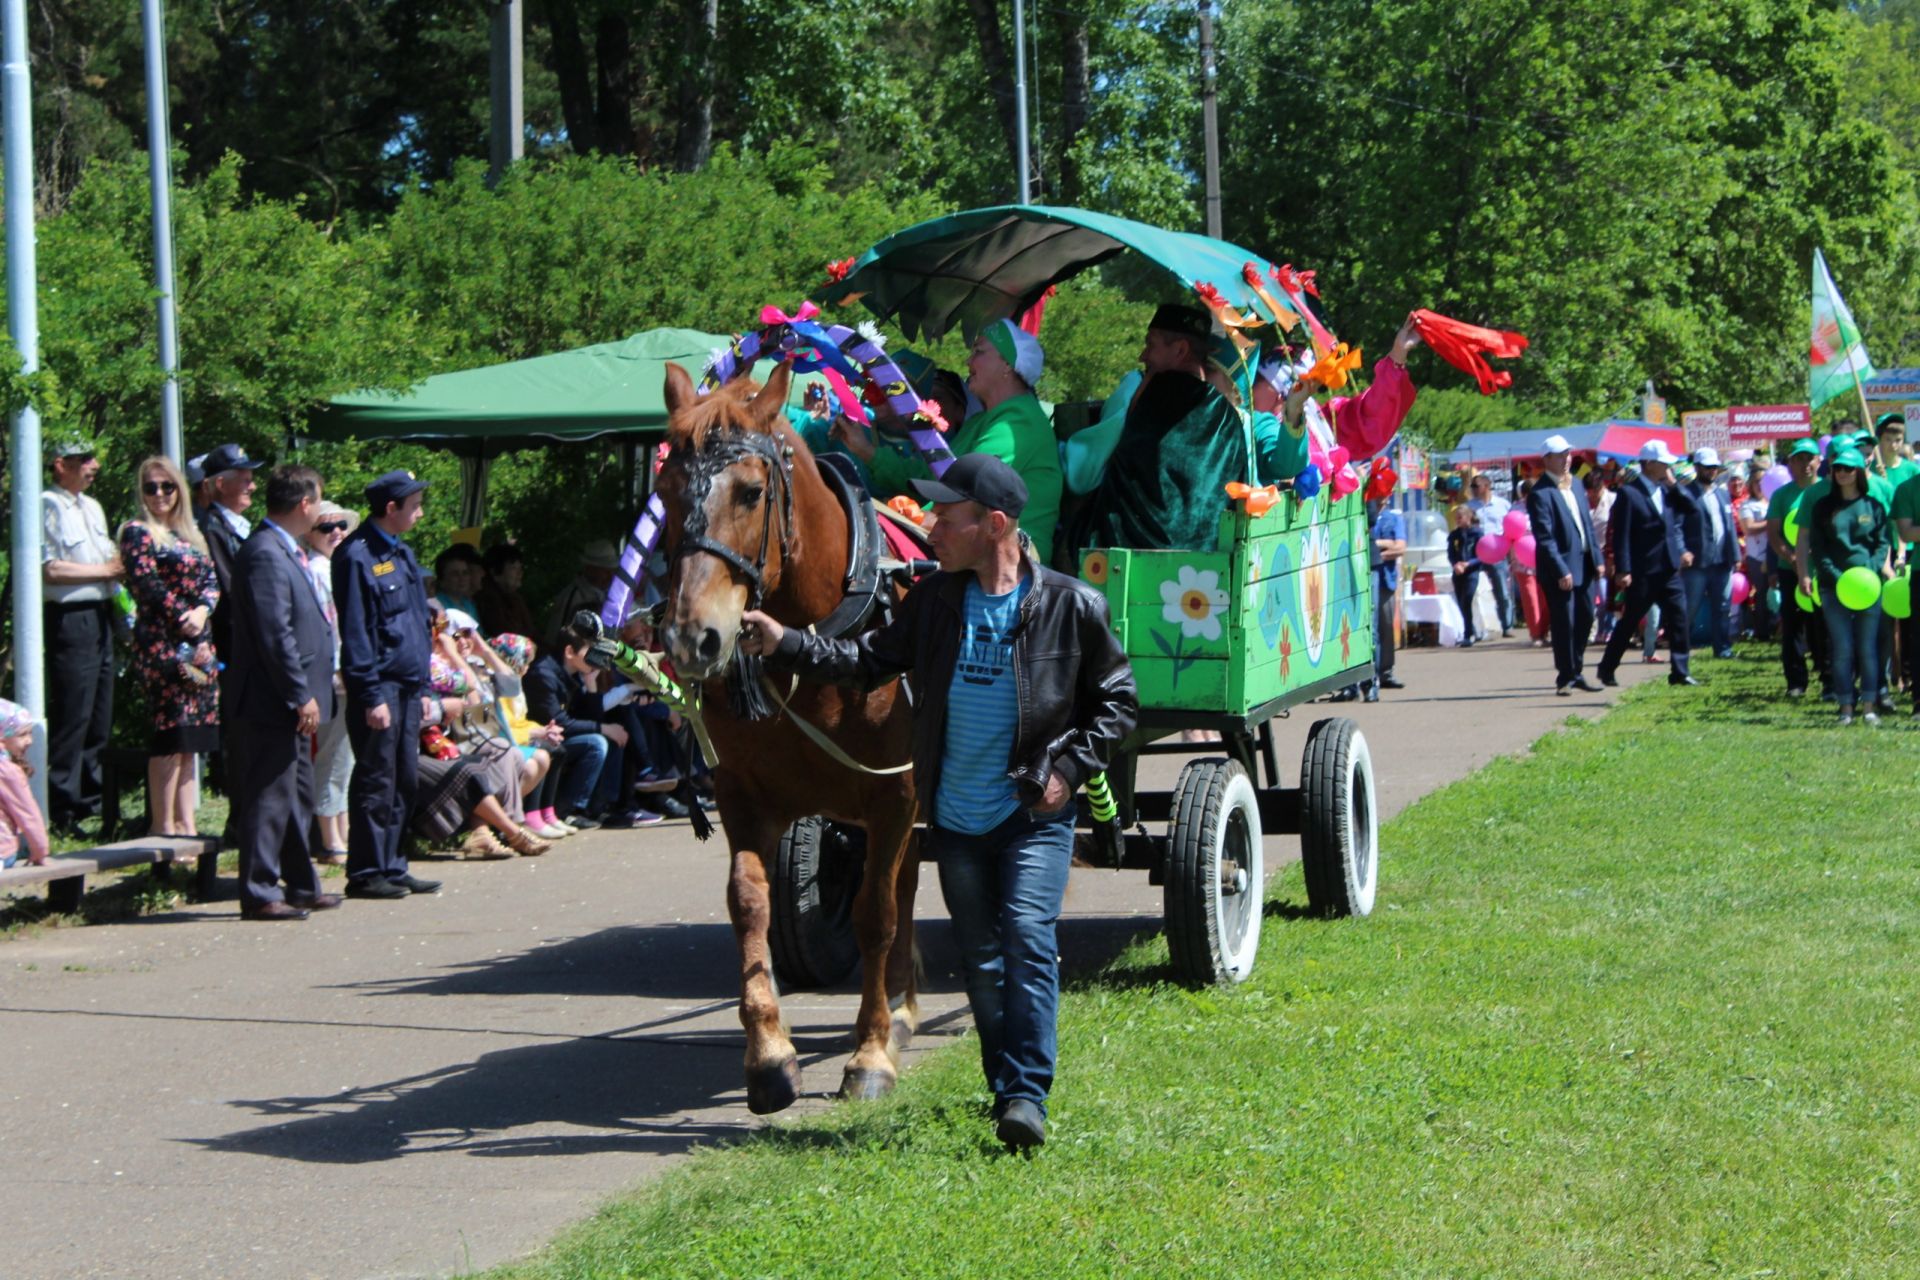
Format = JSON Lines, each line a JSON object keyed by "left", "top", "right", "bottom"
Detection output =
{"left": 0, "top": 634, "right": 1665, "bottom": 1279}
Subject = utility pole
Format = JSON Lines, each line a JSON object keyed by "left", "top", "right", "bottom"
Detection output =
{"left": 1012, "top": 0, "right": 1031, "bottom": 204}
{"left": 1198, "top": 0, "right": 1222, "bottom": 238}
{"left": 488, "top": 0, "right": 524, "bottom": 186}
{"left": 141, "top": 0, "right": 183, "bottom": 466}
{"left": 3, "top": 0, "right": 47, "bottom": 802}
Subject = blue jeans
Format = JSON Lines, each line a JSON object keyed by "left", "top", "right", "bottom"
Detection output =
{"left": 1821, "top": 594, "right": 1884, "bottom": 708}
{"left": 1683, "top": 562, "right": 1733, "bottom": 655}
{"left": 554, "top": 732, "right": 609, "bottom": 815}
{"left": 930, "top": 807, "right": 1076, "bottom": 1113}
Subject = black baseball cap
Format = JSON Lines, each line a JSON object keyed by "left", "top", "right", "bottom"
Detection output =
{"left": 201, "top": 442, "right": 264, "bottom": 476}
{"left": 365, "top": 469, "right": 429, "bottom": 512}
{"left": 910, "top": 453, "right": 1028, "bottom": 519}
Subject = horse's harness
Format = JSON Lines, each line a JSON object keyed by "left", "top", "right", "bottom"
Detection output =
{"left": 663, "top": 427, "right": 909, "bottom": 775}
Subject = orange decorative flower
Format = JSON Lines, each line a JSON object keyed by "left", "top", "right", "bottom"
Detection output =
{"left": 1224, "top": 481, "right": 1281, "bottom": 518}
{"left": 887, "top": 495, "right": 927, "bottom": 526}
{"left": 1307, "top": 343, "right": 1363, "bottom": 391}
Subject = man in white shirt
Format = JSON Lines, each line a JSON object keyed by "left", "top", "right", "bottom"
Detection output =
{"left": 1468, "top": 473, "right": 1514, "bottom": 635}
{"left": 41, "top": 439, "right": 124, "bottom": 831}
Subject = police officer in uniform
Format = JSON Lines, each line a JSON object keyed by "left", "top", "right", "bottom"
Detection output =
{"left": 41, "top": 438, "right": 124, "bottom": 832}
{"left": 331, "top": 470, "right": 441, "bottom": 900}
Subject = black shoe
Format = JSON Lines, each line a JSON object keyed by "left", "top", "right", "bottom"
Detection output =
{"left": 394, "top": 873, "right": 442, "bottom": 895}
{"left": 561, "top": 811, "right": 602, "bottom": 831}
{"left": 1570, "top": 676, "right": 1603, "bottom": 693}
{"left": 1596, "top": 671, "right": 1619, "bottom": 688}
{"left": 1330, "top": 689, "right": 1359, "bottom": 703}
{"left": 996, "top": 1098, "right": 1046, "bottom": 1151}
{"left": 346, "top": 877, "right": 410, "bottom": 900}
{"left": 650, "top": 794, "right": 691, "bottom": 819}
{"left": 1670, "top": 674, "right": 1701, "bottom": 687}
{"left": 1362, "top": 688, "right": 1379, "bottom": 702}
{"left": 1379, "top": 675, "right": 1406, "bottom": 690}
{"left": 1555, "top": 683, "right": 1572, "bottom": 697}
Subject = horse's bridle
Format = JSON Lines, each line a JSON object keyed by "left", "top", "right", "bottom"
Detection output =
{"left": 665, "top": 427, "right": 796, "bottom": 609}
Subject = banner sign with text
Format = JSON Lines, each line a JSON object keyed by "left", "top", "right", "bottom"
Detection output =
{"left": 1727, "top": 403, "right": 1811, "bottom": 442}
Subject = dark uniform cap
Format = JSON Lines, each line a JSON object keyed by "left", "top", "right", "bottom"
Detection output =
{"left": 910, "top": 452, "right": 1029, "bottom": 519}
{"left": 202, "top": 442, "right": 264, "bottom": 475}
{"left": 366, "top": 469, "right": 429, "bottom": 512}
{"left": 1147, "top": 303, "right": 1212, "bottom": 341}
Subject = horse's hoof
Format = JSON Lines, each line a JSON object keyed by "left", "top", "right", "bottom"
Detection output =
{"left": 746, "top": 1057, "right": 803, "bottom": 1115}
{"left": 839, "top": 1066, "right": 897, "bottom": 1101}
{"left": 889, "top": 1014, "right": 917, "bottom": 1054}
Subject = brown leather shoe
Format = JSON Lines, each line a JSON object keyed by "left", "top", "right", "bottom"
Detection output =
{"left": 504, "top": 825, "right": 552, "bottom": 857}
{"left": 241, "top": 901, "right": 311, "bottom": 921}
{"left": 288, "top": 892, "right": 343, "bottom": 912}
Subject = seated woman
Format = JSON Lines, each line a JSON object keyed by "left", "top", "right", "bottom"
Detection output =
{"left": 837, "top": 321, "right": 1063, "bottom": 562}
{"left": 1063, "top": 304, "right": 1252, "bottom": 559}
{"left": 422, "top": 608, "right": 553, "bottom": 858}
{"left": 412, "top": 689, "right": 553, "bottom": 859}
{"left": 487, "top": 632, "right": 573, "bottom": 838}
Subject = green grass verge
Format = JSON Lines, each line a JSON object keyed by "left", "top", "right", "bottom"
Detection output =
{"left": 498, "top": 649, "right": 1918, "bottom": 1278}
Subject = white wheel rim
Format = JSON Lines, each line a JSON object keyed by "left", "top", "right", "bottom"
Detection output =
{"left": 1345, "top": 731, "right": 1378, "bottom": 916}
{"left": 1214, "top": 768, "right": 1264, "bottom": 979}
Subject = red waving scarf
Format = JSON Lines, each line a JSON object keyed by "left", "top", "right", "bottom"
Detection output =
{"left": 1409, "top": 309, "right": 1529, "bottom": 395}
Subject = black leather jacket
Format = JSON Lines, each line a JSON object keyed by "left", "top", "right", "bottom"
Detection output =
{"left": 768, "top": 543, "right": 1137, "bottom": 815}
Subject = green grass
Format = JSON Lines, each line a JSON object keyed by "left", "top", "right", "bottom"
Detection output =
{"left": 504, "top": 654, "right": 1905, "bottom": 1273}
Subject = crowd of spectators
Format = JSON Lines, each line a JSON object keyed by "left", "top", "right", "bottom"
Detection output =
{"left": 1439, "top": 412, "right": 1915, "bottom": 723}
{"left": 25, "top": 437, "right": 710, "bottom": 902}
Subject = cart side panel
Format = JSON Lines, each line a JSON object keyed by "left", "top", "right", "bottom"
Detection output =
{"left": 1080, "top": 489, "right": 1378, "bottom": 717}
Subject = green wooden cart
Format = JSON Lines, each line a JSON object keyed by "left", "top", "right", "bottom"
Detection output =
{"left": 766, "top": 205, "right": 1382, "bottom": 990}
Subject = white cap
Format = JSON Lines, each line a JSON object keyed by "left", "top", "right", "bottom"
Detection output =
{"left": 1541, "top": 434, "right": 1572, "bottom": 454}
{"left": 445, "top": 608, "right": 481, "bottom": 635}
{"left": 1691, "top": 447, "right": 1722, "bottom": 467}
{"left": 1638, "top": 440, "right": 1679, "bottom": 466}
{"left": 1256, "top": 357, "right": 1291, "bottom": 397}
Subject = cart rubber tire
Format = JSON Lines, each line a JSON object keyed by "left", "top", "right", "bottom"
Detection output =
{"left": 1164, "top": 758, "right": 1264, "bottom": 985}
{"left": 769, "top": 817, "right": 863, "bottom": 990}
{"left": 1299, "top": 718, "right": 1378, "bottom": 918}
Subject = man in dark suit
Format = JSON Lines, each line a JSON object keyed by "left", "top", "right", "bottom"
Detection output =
{"left": 226, "top": 464, "right": 342, "bottom": 921}
{"left": 1526, "top": 435, "right": 1603, "bottom": 695}
{"left": 1597, "top": 441, "right": 1697, "bottom": 688}
{"left": 192, "top": 442, "right": 264, "bottom": 663}
{"left": 1676, "top": 447, "right": 1740, "bottom": 660}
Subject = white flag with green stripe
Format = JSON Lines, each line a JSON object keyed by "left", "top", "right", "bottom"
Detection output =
{"left": 1809, "top": 248, "right": 1875, "bottom": 411}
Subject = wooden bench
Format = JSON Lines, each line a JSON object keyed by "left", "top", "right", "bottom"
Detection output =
{"left": 0, "top": 835, "right": 221, "bottom": 914}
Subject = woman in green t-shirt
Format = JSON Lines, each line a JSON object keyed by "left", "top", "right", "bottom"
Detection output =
{"left": 1807, "top": 448, "right": 1894, "bottom": 725}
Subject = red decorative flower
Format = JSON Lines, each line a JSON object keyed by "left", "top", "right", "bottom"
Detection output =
{"left": 1194, "top": 281, "right": 1226, "bottom": 308}
{"left": 1271, "top": 263, "right": 1320, "bottom": 298}
{"left": 825, "top": 256, "right": 856, "bottom": 284}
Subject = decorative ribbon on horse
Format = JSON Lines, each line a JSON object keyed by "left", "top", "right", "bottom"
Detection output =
{"left": 1408, "top": 308, "right": 1530, "bottom": 395}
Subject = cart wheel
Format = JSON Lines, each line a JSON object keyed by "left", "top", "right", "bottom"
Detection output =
{"left": 1299, "top": 718, "right": 1378, "bottom": 918}
{"left": 1164, "top": 758, "right": 1265, "bottom": 985}
{"left": 769, "top": 817, "right": 864, "bottom": 990}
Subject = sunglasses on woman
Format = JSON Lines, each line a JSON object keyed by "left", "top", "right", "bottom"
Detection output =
{"left": 142, "top": 480, "right": 178, "bottom": 496}
{"left": 315, "top": 521, "right": 348, "bottom": 534}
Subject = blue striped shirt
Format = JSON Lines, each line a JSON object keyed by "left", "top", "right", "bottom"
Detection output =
{"left": 935, "top": 576, "right": 1031, "bottom": 834}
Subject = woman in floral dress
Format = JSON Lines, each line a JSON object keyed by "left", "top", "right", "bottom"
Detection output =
{"left": 118, "top": 455, "right": 221, "bottom": 836}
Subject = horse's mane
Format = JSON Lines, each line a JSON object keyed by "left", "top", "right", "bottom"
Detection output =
{"left": 667, "top": 375, "right": 783, "bottom": 451}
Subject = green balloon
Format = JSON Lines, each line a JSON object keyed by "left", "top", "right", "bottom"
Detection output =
{"left": 1837, "top": 566, "right": 1883, "bottom": 611}
{"left": 1782, "top": 506, "right": 1800, "bottom": 547}
{"left": 1796, "top": 586, "right": 1816, "bottom": 612}
{"left": 1885, "top": 574, "right": 1913, "bottom": 620}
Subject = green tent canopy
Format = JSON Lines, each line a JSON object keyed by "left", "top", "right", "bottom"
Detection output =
{"left": 305, "top": 327, "right": 808, "bottom": 453}
{"left": 814, "top": 204, "right": 1295, "bottom": 343}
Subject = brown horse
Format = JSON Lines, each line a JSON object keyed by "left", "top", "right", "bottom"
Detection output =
{"left": 655, "top": 359, "right": 920, "bottom": 1114}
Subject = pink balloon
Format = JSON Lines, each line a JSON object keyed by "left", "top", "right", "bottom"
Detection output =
{"left": 1502, "top": 508, "right": 1530, "bottom": 541}
{"left": 1730, "top": 571, "right": 1751, "bottom": 605}
{"left": 1330, "top": 464, "right": 1361, "bottom": 498}
{"left": 1758, "top": 464, "right": 1790, "bottom": 499}
{"left": 1476, "top": 534, "right": 1510, "bottom": 564}
{"left": 1513, "top": 534, "right": 1538, "bottom": 568}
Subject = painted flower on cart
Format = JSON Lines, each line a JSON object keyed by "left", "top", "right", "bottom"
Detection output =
{"left": 1161, "top": 565, "right": 1230, "bottom": 641}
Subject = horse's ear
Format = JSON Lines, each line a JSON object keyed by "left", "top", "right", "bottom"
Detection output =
{"left": 752, "top": 360, "right": 793, "bottom": 429}
{"left": 664, "top": 363, "right": 697, "bottom": 416}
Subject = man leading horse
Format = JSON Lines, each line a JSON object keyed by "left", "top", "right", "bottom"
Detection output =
{"left": 742, "top": 453, "right": 1137, "bottom": 1151}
